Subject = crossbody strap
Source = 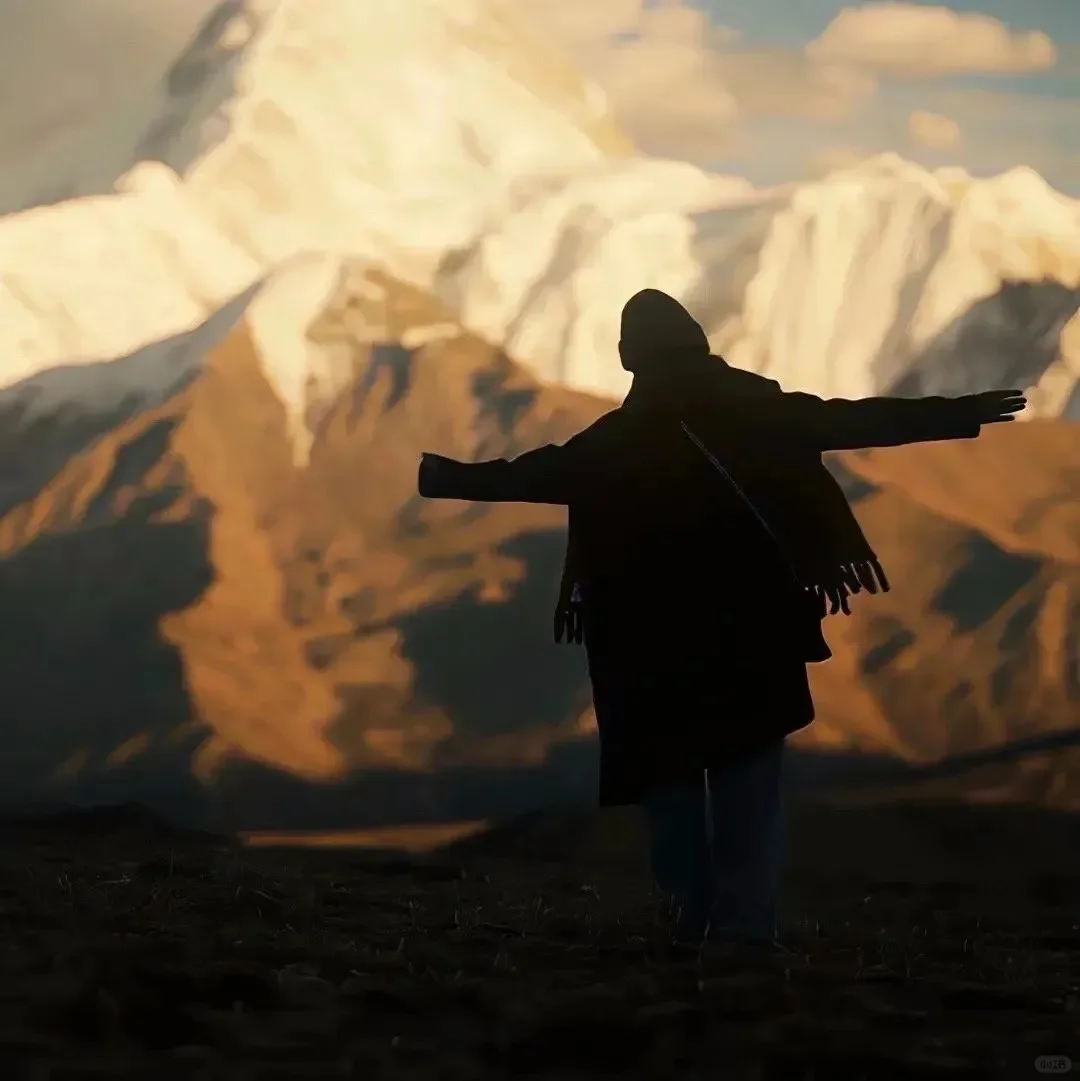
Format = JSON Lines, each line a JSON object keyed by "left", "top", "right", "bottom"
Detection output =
{"left": 680, "top": 421, "right": 805, "bottom": 592}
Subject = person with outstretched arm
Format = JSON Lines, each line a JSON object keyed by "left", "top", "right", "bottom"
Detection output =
{"left": 417, "top": 289, "right": 1027, "bottom": 950}
{"left": 418, "top": 379, "right": 1024, "bottom": 506}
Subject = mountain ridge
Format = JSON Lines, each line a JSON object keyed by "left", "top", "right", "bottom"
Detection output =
{"left": 0, "top": 0, "right": 1076, "bottom": 827}
{"left": 0, "top": 265, "right": 1076, "bottom": 826}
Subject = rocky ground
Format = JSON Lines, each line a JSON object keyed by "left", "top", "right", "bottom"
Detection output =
{"left": 0, "top": 800, "right": 1077, "bottom": 1079}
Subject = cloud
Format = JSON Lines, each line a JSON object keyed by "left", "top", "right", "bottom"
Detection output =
{"left": 563, "top": 3, "right": 741, "bottom": 158}
{"left": 806, "top": 146, "right": 871, "bottom": 178}
{"left": 521, "top": 0, "right": 875, "bottom": 160}
{"left": 918, "top": 86, "right": 1080, "bottom": 194}
{"left": 906, "top": 109, "right": 961, "bottom": 150}
{"left": 808, "top": 3, "right": 1057, "bottom": 76}
{"left": 0, "top": 0, "right": 218, "bottom": 156}
{"left": 719, "top": 49, "right": 876, "bottom": 124}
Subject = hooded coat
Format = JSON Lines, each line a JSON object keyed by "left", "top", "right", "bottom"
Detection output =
{"left": 419, "top": 294, "right": 994, "bottom": 805}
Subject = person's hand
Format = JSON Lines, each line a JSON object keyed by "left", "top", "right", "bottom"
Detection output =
{"left": 553, "top": 585, "right": 584, "bottom": 645}
{"left": 417, "top": 453, "right": 443, "bottom": 497}
{"left": 816, "top": 581, "right": 851, "bottom": 617}
{"left": 553, "top": 603, "right": 583, "bottom": 644}
{"left": 958, "top": 389, "right": 1027, "bottom": 426}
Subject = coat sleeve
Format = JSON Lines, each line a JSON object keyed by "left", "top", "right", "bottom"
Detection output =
{"left": 418, "top": 438, "right": 587, "bottom": 506}
{"left": 746, "top": 391, "right": 983, "bottom": 452}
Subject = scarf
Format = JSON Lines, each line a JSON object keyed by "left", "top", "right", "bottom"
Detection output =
{"left": 552, "top": 365, "right": 891, "bottom": 643}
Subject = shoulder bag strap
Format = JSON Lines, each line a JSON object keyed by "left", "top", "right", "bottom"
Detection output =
{"left": 680, "top": 421, "right": 805, "bottom": 592}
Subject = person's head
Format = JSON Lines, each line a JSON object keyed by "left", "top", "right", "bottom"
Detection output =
{"left": 618, "top": 289, "right": 710, "bottom": 377}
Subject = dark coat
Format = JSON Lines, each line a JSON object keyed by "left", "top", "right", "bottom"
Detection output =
{"left": 420, "top": 374, "right": 984, "bottom": 805}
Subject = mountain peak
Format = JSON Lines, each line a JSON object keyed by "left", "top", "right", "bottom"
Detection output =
{"left": 147, "top": 0, "right": 630, "bottom": 271}
{"left": 0, "top": 0, "right": 639, "bottom": 451}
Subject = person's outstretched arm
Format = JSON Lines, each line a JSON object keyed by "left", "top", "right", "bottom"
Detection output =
{"left": 730, "top": 388, "right": 1027, "bottom": 452}
{"left": 418, "top": 444, "right": 571, "bottom": 505}
{"left": 417, "top": 416, "right": 612, "bottom": 505}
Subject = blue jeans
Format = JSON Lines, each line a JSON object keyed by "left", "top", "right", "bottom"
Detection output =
{"left": 643, "top": 740, "right": 785, "bottom": 940}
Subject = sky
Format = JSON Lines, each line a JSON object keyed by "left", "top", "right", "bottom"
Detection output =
{"left": 0, "top": 0, "right": 1077, "bottom": 199}
{"left": 527, "top": 0, "right": 1080, "bottom": 193}
{"left": 0, "top": 1, "right": 216, "bottom": 170}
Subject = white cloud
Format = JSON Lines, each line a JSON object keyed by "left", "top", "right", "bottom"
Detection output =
{"left": 806, "top": 146, "right": 871, "bottom": 178}
{"left": 907, "top": 109, "right": 961, "bottom": 149}
{"left": 808, "top": 3, "right": 1057, "bottom": 75}
{"left": 567, "top": 3, "right": 741, "bottom": 158}
{"left": 521, "top": 0, "right": 875, "bottom": 160}
{"left": 719, "top": 50, "right": 877, "bottom": 123}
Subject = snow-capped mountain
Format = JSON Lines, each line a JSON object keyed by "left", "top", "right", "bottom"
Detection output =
{"left": 442, "top": 153, "right": 1080, "bottom": 412}
{"left": 1, "top": 269, "right": 1077, "bottom": 824}
{"left": 2, "top": 0, "right": 1078, "bottom": 460}
{"left": 0, "top": 0, "right": 1078, "bottom": 824}
{"left": 0, "top": 0, "right": 740, "bottom": 459}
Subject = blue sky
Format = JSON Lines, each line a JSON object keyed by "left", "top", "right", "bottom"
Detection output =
{"left": 699, "top": 0, "right": 1077, "bottom": 48}
{"left": 541, "top": 0, "right": 1080, "bottom": 193}
{"left": 704, "top": 0, "right": 1080, "bottom": 188}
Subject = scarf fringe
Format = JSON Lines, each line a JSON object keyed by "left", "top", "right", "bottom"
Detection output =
{"left": 557, "top": 558, "right": 890, "bottom": 614}
{"left": 821, "top": 557, "right": 890, "bottom": 596}
{"left": 807, "top": 557, "right": 890, "bottom": 617}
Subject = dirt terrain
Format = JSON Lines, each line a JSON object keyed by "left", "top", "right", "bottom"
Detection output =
{"left": 0, "top": 800, "right": 1077, "bottom": 1079}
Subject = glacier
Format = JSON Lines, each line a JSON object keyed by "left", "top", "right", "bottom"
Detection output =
{"left": 0, "top": 0, "right": 1078, "bottom": 468}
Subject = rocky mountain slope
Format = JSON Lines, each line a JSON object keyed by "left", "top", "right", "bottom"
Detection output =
{"left": 0, "top": 269, "right": 598, "bottom": 823}
{"left": 0, "top": 268, "right": 1076, "bottom": 827}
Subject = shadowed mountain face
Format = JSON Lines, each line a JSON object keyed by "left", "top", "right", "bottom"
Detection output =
{"left": 0, "top": 268, "right": 1077, "bottom": 829}
{"left": 885, "top": 278, "right": 1080, "bottom": 402}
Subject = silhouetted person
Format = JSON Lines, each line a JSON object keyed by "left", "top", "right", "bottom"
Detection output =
{"left": 417, "top": 289, "right": 1027, "bottom": 946}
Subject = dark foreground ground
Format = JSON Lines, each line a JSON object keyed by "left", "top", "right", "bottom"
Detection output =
{"left": 0, "top": 799, "right": 1077, "bottom": 1080}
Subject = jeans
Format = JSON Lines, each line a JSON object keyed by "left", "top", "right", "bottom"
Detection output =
{"left": 643, "top": 739, "right": 786, "bottom": 940}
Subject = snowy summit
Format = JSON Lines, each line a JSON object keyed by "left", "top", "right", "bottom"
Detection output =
{"left": 0, "top": 0, "right": 1078, "bottom": 461}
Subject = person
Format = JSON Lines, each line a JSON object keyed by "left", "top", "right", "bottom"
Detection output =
{"left": 417, "top": 289, "right": 1027, "bottom": 947}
